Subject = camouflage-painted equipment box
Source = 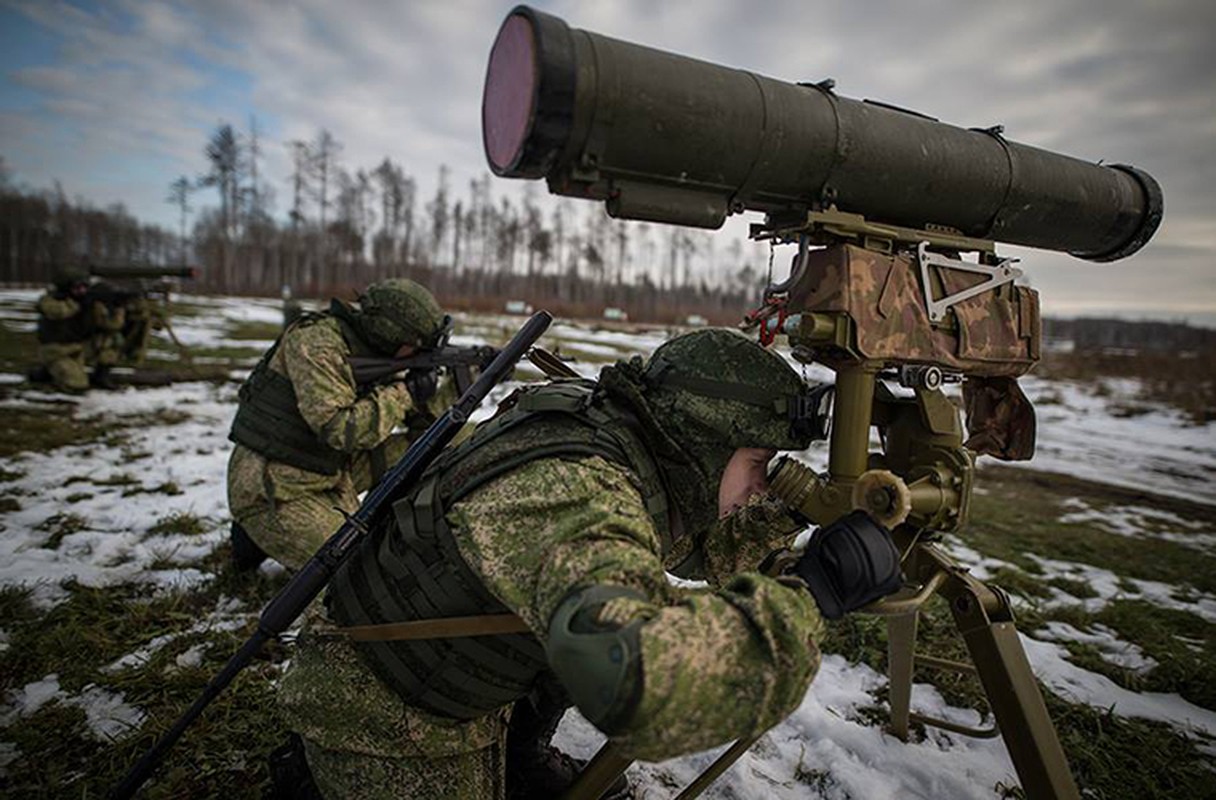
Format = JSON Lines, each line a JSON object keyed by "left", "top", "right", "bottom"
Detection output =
{"left": 789, "top": 244, "right": 1040, "bottom": 377}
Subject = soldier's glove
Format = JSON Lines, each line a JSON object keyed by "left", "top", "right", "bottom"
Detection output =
{"left": 792, "top": 510, "right": 903, "bottom": 620}
{"left": 404, "top": 368, "right": 439, "bottom": 406}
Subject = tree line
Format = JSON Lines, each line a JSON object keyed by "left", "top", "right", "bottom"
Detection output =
{"left": 1, "top": 119, "right": 770, "bottom": 324}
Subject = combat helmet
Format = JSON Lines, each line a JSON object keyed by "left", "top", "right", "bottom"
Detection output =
{"left": 601, "top": 328, "right": 818, "bottom": 537}
{"left": 352, "top": 278, "right": 450, "bottom": 355}
{"left": 52, "top": 267, "right": 89, "bottom": 293}
{"left": 641, "top": 328, "right": 813, "bottom": 475}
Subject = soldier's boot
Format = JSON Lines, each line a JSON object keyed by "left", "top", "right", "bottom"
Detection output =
{"left": 506, "top": 695, "right": 631, "bottom": 800}
{"left": 230, "top": 521, "right": 269, "bottom": 573}
{"left": 89, "top": 366, "right": 118, "bottom": 390}
{"left": 266, "top": 732, "right": 324, "bottom": 800}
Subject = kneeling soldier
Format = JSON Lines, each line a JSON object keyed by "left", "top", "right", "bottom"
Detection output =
{"left": 276, "top": 328, "right": 903, "bottom": 799}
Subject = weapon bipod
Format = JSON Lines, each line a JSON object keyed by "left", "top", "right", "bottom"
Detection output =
{"left": 560, "top": 539, "right": 1081, "bottom": 800}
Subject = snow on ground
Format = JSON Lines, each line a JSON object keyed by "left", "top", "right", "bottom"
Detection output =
{"left": 555, "top": 655, "right": 1020, "bottom": 799}
{"left": 1028, "top": 552, "right": 1216, "bottom": 624}
{"left": 1016, "top": 375, "right": 1216, "bottom": 505}
{"left": 1022, "top": 635, "right": 1216, "bottom": 746}
{"left": 0, "top": 674, "right": 145, "bottom": 743}
{"left": 0, "top": 378, "right": 237, "bottom": 608}
{"left": 3, "top": 290, "right": 1215, "bottom": 796}
{"left": 1034, "top": 621, "right": 1159, "bottom": 674}
{"left": 1057, "top": 497, "right": 1216, "bottom": 553}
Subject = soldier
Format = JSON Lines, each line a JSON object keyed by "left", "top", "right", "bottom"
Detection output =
{"left": 226, "top": 278, "right": 455, "bottom": 573}
{"left": 275, "top": 328, "right": 903, "bottom": 799}
{"left": 33, "top": 268, "right": 124, "bottom": 391}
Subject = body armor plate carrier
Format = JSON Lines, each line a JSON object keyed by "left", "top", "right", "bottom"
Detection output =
{"left": 327, "top": 380, "right": 670, "bottom": 720}
{"left": 228, "top": 315, "right": 350, "bottom": 476}
{"left": 37, "top": 296, "right": 91, "bottom": 344}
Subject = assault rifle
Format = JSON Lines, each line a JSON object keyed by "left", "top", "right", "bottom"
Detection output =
{"left": 349, "top": 344, "right": 500, "bottom": 395}
{"left": 484, "top": 6, "right": 1163, "bottom": 800}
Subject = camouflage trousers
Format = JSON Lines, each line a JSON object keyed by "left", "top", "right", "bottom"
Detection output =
{"left": 278, "top": 610, "right": 510, "bottom": 800}
{"left": 38, "top": 342, "right": 89, "bottom": 392}
{"left": 231, "top": 433, "right": 415, "bottom": 570}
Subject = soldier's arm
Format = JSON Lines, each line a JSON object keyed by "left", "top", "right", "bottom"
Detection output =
{"left": 37, "top": 294, "right": 81, "bottom": 320}
{"left": 667, "top": 493, "right": 804, "bottom": 586}
{"left": 280, "top": 324, "right": 416, "bottom": 452}
{"left": 90, "top": 299, "right": 126, "bottom": 331}
{"left": 449, "top": 455, "right": 825, "bottom": 762}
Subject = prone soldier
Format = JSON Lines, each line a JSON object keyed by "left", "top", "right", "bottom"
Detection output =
{"left": 226, "top": 278, "right": 457, "bottom": 572}
{"left": 275, "top": 328, "right": 903, "bottom": 799}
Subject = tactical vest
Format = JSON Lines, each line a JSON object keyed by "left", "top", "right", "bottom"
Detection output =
{"left": 228, "top": 314, "right": 352, "bottom": 475}
{"left": 327, "top": 380, "right": 671, "bottom": 720}
{"left": 36, "top": 295, "right": 91, "bottom": 344}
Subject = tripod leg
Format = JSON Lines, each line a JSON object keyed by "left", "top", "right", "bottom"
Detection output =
{"left": 886, "top": 611, "right": 919, "bottom": 741}
{"left": 559, "top": 741, "right": 633, "bottom": 800}
{"left": 944, "top": 571, "right": 1080, "bottom": 800}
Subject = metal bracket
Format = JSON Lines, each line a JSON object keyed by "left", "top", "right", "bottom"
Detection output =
{"left": 916, "top": 241, "right": 1022, "bottom": 323}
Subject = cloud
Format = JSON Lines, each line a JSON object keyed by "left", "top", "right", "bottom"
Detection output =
{"left": 1, "top": 0, "right": 1212, "bottom": 318}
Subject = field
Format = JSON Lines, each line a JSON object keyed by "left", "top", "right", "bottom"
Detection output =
{"left": 1, "top": 289, "right": 1214, "bottom": 799}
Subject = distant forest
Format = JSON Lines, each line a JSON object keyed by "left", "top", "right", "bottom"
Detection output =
{"left": 0, "top": 121, "right": 768, "bottom": 324}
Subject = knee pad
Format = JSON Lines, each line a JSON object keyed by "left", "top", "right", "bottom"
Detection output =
{"left": 545, "top": 585, "right": 648, "bottom": 734}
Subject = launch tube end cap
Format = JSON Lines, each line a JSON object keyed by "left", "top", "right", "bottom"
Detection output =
{"left": 482, "top": 5, "right": 576, "bottom": 178}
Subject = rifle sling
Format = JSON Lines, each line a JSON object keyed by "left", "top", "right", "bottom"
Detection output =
{"left": 338, "top": 613, "right": 530, "bottom": 641}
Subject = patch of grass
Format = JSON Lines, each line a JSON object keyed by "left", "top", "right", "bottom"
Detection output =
{"left": 0, "top": 466, "right": 26, "bottom": 482}
{"left": 226, "top": 319, "right": 282, "bottom": 341}
{"left": 94, "top": 472, "right": 140, "bottom": 487}
{"left": 35, "top": 512, "right": 89, "bottom": 549}
{"left": 147, "top": 511, "right": 208, "bottom": 537}
{"left": 822, "top": 594, "right": 1216, "bottom": 799}
{"left": 65, "top": 492, "right": 94, "bottom": 503}
{"left": 0, "top": 554, "right": 292, "bottom": 799}
{"left": 0, "top": 495, "right": 21, "bottom": 512}
{"left": 1047, "top": 577, "right": 1100, "bottom": 599}
{"left": 1038, "top": 346, "right": 1216, "bottom": 424}
{"left": 966, "top": 466, "right": 1216, "bottom": 595}
{"left": 1049, "top": 696, "right": 1215, "bottom": 799}
{"left": 0, "top": 409, "right": 111, "bottom": 458}
{"left": 989, "top": 566, "right": 1054, "bottom": 600}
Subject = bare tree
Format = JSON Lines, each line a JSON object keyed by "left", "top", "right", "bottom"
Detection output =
{"left": 287, "top": 140, "right": 312, "bottom": 231}
{"left": 200, "top": 123, "right": 241, "bottom": 241}
{"left": 427, "top": 165, "right": 450, "bottom": 265}
{"left": 312, "top": 129, "right": 341, "bottom": 236}
{"left": 165, "top": 175, "right": 194, "bottom": 265}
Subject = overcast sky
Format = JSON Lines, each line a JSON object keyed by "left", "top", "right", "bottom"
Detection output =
{"left": 1, "top": 0, "right": 1213, "bottom": 323}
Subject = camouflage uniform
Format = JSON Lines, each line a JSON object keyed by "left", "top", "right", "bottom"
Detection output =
{"left": 85, "top": 294, "right": 127, "bottom": 370}
{"left": 227, "top": 279, "right": 452, "bottom": 570}
{"left": 278, "top": 329, "right": 828, "bottom": 799}
{"left": 35, "top": 290, "right": 90, "bottom": 392}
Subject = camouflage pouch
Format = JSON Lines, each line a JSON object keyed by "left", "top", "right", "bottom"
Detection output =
{"left": 962, "top": 375, "right": 1036, "bottom": 461}
{"left": 791, "top": 244, "right": 1041, "bottom": 377}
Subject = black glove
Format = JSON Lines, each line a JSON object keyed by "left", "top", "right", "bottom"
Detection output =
{"left": 792, "top": 510, "right": 903, "bottom": 619}
{"left": 404, "top": 368, "right": 439, "bottom": 407}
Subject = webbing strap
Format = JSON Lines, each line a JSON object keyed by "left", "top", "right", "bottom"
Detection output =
{"left": 646, "top": 360, "right": 787, "bottom": 412}
{"left": 339, "top": 613, "right": 529, "bottom": 641}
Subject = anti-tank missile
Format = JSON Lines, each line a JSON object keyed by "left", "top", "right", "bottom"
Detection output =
{"left": 482, "top": 5, "right": 1162, "bottom": 262}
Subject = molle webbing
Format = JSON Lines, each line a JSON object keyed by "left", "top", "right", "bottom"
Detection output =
{"left": 228, "top": 336, "right": 348, "bottom": 476}
{"left": 327, "top": 381, "right": 670, "bottom": 720}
